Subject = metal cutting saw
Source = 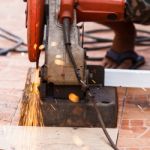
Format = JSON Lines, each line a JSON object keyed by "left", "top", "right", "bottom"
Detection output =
{"left": 24, "top": 0, "right": 126, "bottom": 128}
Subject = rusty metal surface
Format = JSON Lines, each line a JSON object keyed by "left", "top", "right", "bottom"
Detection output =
{"left": 41, "top": 87, "right": 118, "bottom": 128}
{"left": 44, "top": 0, "right": 84, "bottom": 85}
{"left": 21, "top": 68, "right": 117, "bottom": 128}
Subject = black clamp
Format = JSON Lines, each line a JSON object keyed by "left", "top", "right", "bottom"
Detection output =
{"left": 87, "top": 65, "right": 104, "bottom": 86}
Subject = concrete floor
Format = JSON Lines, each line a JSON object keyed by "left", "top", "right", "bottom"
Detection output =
{"left": 0, "top": 0, "right": 150, "bottom": 150}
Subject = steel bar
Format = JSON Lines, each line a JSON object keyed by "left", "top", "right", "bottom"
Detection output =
{"left": 105, "top": 69, "right": 150, "bottom": 88}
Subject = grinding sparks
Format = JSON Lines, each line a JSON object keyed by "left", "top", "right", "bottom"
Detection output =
{"left": 68, "top": 93, "right": 80, "bottom": 103}
{"left": 55, "top": 59, "right": 65, "bottom": 66}
{"left": 19, "top": 68, "right": 44, "bottom": 126}
{"left": 142, "top": 88, "right": 147, "bottom": 92}
{"left": 55, "top": 55, "right": 62, "bottom": 59}
{"left": 39, "top": 44, "right": 45, "bottom": 51}
{"left": 51, "top": 41, "right": 57, "bottom": 47}
{"left": 21, "top": 52, "right": 25, "bottom": 57}
{"left": 33, "top": 43, "right": 37, "bottom": 50}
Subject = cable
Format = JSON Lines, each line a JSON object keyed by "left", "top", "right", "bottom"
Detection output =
{"left": 0, "top": 27, "right": 27, "bottom": 55}
{"left": 62, "top": 18, "right": 82, "bottom": 82}
{"left": 118, "top": 88, "right": 128, "bottom": 129}
{"left": 86, "top": 56, "right": 103, "bottom": 61}
{"left": 81, "top": 27, "right": 150, "bottom": 51}
{"left": 87, "top": 91, "right": 119, "bottom": 150}
{"left": 62, "top": 18, "right": 119, "bottom": 150}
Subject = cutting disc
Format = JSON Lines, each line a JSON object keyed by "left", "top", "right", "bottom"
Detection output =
{"left": 26, "top": 0, "right": 45, "bottom": 62}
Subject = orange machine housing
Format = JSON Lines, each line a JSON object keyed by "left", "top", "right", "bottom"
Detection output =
{"left": 76, "top": 0, "right": 125, "bottom": 22}
{"left": 26, "top": 0, "right": 125, "bottom": 62}
{"left": 59, "top": 0, "right": 125, "bottom": 23}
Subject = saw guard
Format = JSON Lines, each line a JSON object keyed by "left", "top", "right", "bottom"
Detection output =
{"left": 26, "top": 0, "right": 45, "bottom": 62}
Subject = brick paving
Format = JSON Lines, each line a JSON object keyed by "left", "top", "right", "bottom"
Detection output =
{"left": 0, "top": 0, "right": 150, "bottom": 149}
{"left": 0, "top": 54, "right": 29, "bottom": 125}
{"left": 117, "top": 88, "right": 150, "bottom": 150}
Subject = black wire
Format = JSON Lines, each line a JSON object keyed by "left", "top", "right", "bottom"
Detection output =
{"left": 85, "top": 28, "right": 111, "bottom": 34}
{"left": 0, "top": 27, "right": 27, "bottom": 55}
{"left": 86, "top": 56, "right": 103, "bottom": 61}
{"left": 63, "top": 20, "right": 119, "bottom": 150}
{"left": 81, "top": 25, "right": 150, "bottom": 150}
{"left": 84, "top": 33, "right": 112, "bottom": 42}
{"left": 65, "top": 43, "right": 119, "bottom": 150}
{"left": 66, "top": 44, "right": 82, "bottom": 82}
{"left": 87, "top": 91, "right": 119, "bottom": 150}
{"left": 84, "top": 45, "right": 111, "bottom": 51}
{"left": 82, "top": 28, "right": 150, "bottom": 51}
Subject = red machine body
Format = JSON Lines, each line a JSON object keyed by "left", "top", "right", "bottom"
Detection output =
{"left": 76, "top": 0, "right": 125, "bottom": 22}
{"left": 59, "top": 0, "right": 125, "bottom": 23}
{"left": 26, "top": 0, "right": 125, "bottom": 62}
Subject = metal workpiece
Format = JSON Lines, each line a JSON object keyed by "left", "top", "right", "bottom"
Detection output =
{"left": 45, "top": 0, "right": 84, "bottom": 85}
{"left": 105, "top": 69, "right": 150, "bottom": 88}
{"left": 41, "top": 87, "right": 118, "bottom": 128}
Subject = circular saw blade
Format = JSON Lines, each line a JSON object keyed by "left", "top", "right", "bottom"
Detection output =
{"left": 27, "top": 0, "right": 45, "bottom": 62}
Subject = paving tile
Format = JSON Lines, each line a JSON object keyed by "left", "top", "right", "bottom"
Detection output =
{"left": 145, "top": 120, "right": 150, "bottom": 127}
{"left": 130, "top": 120, "right": 144, "bottom": 127}
{"left": 141, "top": 129, "right": 150, "bottom": 138}
{"left": 0, "top": 120, "right": 10, "bottom": 125}
{"left": 117, "top": 138, "right": 150, "bottom": 148}
{"left": 123, "top": 104, "right": 150, "bottom": 120}
{"left": 141, "top": 148, "right": 150, "bottom": 150}
{"left": 126, "top": 148, "right": 140, "bottom": 150}
{"left": 0, "top": 93, "right": 21, "bottom": 103}
{"left": 127, "top": 88, "right": 150, "bottom": 96}
{"left": 119, "top": 127, "right": 147, "bottom": 138}
{"left": 121, "top": 120, "right": 130, "bottom": 128}
{"left": 0, "top": 110, "right": 15, "bottom": 122}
